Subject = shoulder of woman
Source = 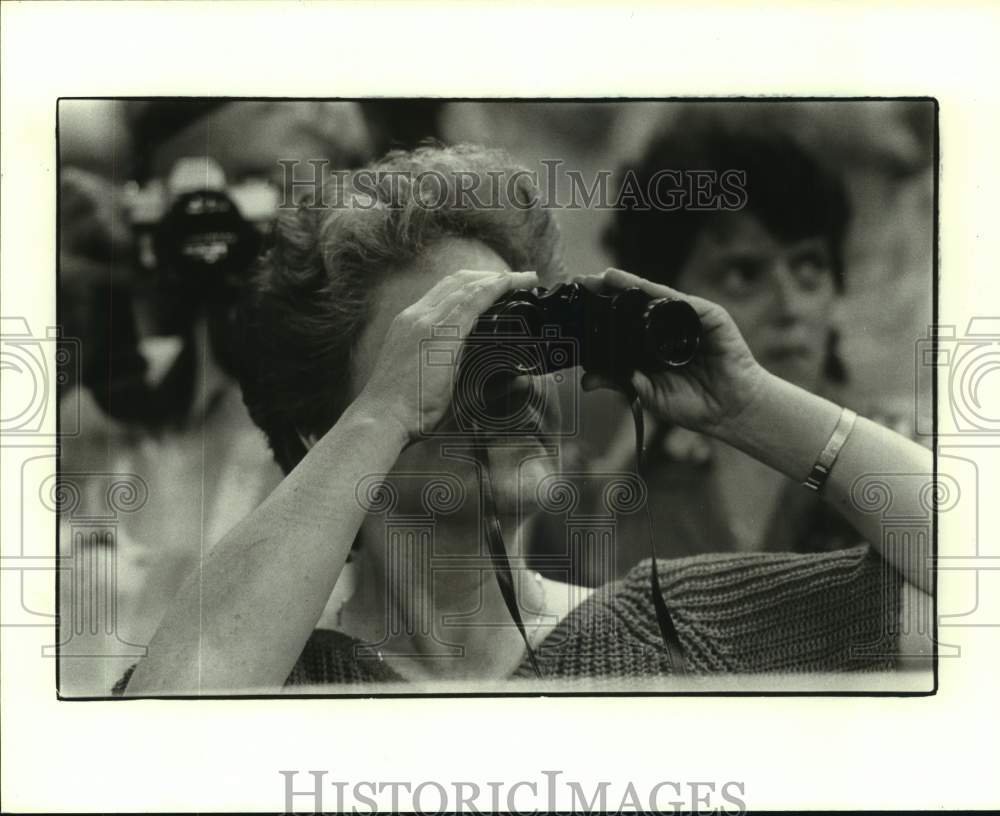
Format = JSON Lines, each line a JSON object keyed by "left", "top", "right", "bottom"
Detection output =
{"left": 620, "top": 544, "right": 883, "bottom": 598}
{"left": 614, "top": 546, "right": 900, "bottom": 672}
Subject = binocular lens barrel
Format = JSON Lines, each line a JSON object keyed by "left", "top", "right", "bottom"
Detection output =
{"left": 643, "top": 297, "right": 702, "bottom": 368}
{"left": 470, "top": 282, "right": 702, "bottom": 378}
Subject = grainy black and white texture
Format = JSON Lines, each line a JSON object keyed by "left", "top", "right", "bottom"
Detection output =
{"left": 54, "top": 99, "right": 935, "bottom": 696}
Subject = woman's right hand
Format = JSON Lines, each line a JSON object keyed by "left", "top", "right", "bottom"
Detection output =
{"left": 353, "top": 269, "right": 539, "bottom": 442}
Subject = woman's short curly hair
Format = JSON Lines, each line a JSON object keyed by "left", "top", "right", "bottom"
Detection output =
{"left": 237, "top": 143, "right": 564, "bottom": 474}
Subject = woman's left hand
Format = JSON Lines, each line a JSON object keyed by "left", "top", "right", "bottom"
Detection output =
{"left": 581, "top": 268, "right": 768, "bottom": 439}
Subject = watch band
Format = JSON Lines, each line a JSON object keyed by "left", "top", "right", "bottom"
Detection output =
{"left": 804, "top": 407, "right": 858, "bottom": 492}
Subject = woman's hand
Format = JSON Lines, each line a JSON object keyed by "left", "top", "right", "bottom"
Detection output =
{"left": 581, "top": 268, "right": 768, "bottom": 439}
{"left": 354, "top": 269, "right": 539, "bottom": 442}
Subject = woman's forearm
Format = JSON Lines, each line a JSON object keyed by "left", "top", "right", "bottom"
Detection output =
{"left": 123, "top": 401, "right": 408, "bottom": 694}
{"left": 713, "top": 371, "right": 933, "bottom": 594}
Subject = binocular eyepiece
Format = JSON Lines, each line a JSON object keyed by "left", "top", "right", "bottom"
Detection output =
{"left": 468, "top": 281, "right": 702, "bottom": 379}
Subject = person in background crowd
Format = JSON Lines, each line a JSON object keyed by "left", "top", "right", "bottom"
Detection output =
{"left": 564, "top": 117, "right": 867, "bottom": 579}
{"left": 57, "top": 100, "right": 373, "bottom": 695}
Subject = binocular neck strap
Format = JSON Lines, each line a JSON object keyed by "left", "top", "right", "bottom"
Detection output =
{"left": 628, "top": 389, "right": 687, "bottom": 675}
{"left": 473, "top": 445, "right": 543, "bottom": 679}
{"left": 473, "top": 385, "right": 687, "bottom": 680}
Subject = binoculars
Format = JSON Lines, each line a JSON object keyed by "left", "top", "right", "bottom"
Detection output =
{"left": 448, "top": 281, "right": 702, "bottom": 434}
{"left": 468, "top": 281, "right": 702, "bottom": 378}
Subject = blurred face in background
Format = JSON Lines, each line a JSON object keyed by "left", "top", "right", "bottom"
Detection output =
{"left": 675, "top": 211, "right": 839, "bottom": 392}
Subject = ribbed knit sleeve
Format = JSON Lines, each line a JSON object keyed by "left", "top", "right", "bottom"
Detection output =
{"left": 526, "top": 544, "right": 901, "bottom": 678}
{"left": 641, "top": 544, "right": 900, "bottom": 672}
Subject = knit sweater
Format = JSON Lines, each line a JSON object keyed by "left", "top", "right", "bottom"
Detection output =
{"left": 113, "top": 544, "right": 900, "bottom": 693}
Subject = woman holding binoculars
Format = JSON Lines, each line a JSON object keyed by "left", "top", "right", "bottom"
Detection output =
{"left": 117, "top": 145, "right": 932, "bottom": 694}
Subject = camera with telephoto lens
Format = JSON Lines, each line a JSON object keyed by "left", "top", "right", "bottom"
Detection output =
{"left": 124, "top": 157, "right": 279, "bottom": 296}
{"left": 113, "top": 156, "right": 282, "bottom": 394}
{"left": 445, "top": 281, "right": 702, "bottom": 434}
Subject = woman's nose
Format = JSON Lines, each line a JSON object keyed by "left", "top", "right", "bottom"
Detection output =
{"left": 771, "top": 264, "right": 811, "bottom": 322}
